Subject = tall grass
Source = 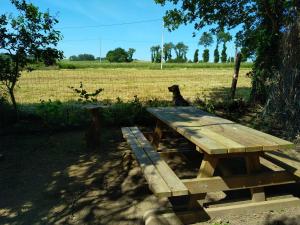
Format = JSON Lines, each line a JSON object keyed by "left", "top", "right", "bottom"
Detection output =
{"left": 16, "top": 67, "right": 251, "bottom": 104}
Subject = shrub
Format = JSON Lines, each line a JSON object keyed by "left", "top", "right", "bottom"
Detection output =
{"left": 36, "top": 100, "right": 90, "bottom": 128}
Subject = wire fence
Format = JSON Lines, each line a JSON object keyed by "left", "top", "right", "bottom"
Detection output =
{"left": 14, "top": 67, "right": 252, "bottom": 105}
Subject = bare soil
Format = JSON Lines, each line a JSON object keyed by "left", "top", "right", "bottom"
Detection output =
{"left": 0, "top": 128, "right": 299, "bottom": 225}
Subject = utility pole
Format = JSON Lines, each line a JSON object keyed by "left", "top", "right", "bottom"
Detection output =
{"left": 99, "top": 38, "right": 102, "bottom": 63}
{"left": 160, "top": 20, "right": 164, "bottom": 70}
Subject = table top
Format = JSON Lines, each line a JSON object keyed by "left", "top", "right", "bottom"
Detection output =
{"left": 147, "top": 107, "right": 294, "bottom": 155}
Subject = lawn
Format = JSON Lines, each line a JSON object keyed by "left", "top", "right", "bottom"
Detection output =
{"left": 16, "top": 67, "right": 251, "bottom": 104}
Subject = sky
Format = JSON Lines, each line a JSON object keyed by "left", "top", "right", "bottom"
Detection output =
{"left": 0, "top": 0, "right": 239, "bottom": 61}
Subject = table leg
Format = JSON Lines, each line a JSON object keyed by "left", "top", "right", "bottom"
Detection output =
{"left": 85, "top": 108, "right": 101, "bottom": 149}
{"left": 245, "top": 153, "right": 266, "bottom": 202}
{"left": 151, "top": 120, "right": 164, "bottom": 149}
{"left": 188, "top": 153, "right": 219, "bottom": 208}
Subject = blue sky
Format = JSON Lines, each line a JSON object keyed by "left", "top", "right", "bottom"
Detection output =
{"left": 1, "top": 0, "right": 239, "bottom": 61}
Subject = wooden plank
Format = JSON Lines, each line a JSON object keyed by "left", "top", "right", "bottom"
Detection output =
{"left": 169, "top": 110, "right": 278, "bottom": 151}
{"left": 263, "top": 151, "right": 300, "bottom": 177}
{"left": 147, "top": 107, "right": 294, "bottom": 151}
{"left": 184, "top": 127, "right": 246, "bottom": 153}
{"left": 176, "top": 127, "right": 228, "bottom": 154}
{"left": 182, "top": 171, "right": 297, "bottom": 194}
{"left": 144, "top": 197, "right": 300, "bottom": 225}
{"left": 129, "top": 127, "right": 189, "bottom": 196}
{"left": 259, "top": 156, "right": 285, "bottom": 171}
{"left": 170, "top": 107, "right": 294, "bottom": 149}
{"left": 121, "top": 128, "right": 171, "bottom": 198}
{"left": 147, "top": 108, "right": 262, "bottom": 153}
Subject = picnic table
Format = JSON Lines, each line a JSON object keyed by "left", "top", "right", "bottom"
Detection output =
{"left": 122, "top": 107, "right": 300, "bottom": 223}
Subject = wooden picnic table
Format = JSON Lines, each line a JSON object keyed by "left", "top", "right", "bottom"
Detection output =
{"left": 122, "top": 107, "right": 300, "bottom": 222}
{"left": 147, "top": 107, "right": 297, "bottom": 205}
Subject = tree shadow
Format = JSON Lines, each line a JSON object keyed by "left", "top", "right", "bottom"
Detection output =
{"left": 0, "top": 127, "right": 158, "bottom": 225}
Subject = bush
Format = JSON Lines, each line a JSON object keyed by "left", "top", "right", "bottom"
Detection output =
{"left": 36, "top": 100, "right": 90, "bottom": 128}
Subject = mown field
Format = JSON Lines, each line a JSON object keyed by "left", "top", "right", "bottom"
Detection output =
{"left": 16, "top": 66, "right": 251, "bottom": 104}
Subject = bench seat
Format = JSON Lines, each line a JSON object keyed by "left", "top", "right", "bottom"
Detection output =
{"left": 262, "top": 150, "right": 300, "bottom": 177}
{"left": 122, "top": 127, "right": 188, "bottom": 198}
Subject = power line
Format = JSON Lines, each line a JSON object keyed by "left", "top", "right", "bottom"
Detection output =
{"left": 57, "top": 18, "right": 161, "bottom": 30}
{"left": 61, "top": 38, "right": 156, "bottom": 44}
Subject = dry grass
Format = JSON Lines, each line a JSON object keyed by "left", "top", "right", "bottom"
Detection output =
{"left": 16, "top": 68, "right": 251, "bottom": 104}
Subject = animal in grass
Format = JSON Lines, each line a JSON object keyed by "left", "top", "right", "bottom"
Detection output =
{"left": 168, "top": 85, "right": 190, "bottom": 106}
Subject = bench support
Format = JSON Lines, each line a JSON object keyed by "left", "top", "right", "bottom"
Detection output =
{"left": 246, "top": 153, "right": 266, "bottom": 202}
{"left": 151, "top": 120, "right": 164, "bottom": 149}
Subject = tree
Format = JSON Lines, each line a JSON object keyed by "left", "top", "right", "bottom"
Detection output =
{"left": 214, "top": 34, "right": 220, "bottom": 63}
{"left": 174, "top": 42, "right": 188, "bottom": 62}
{"left": 217, "top": 31, "right": 232, "bottom": 63}
{"left": 202, "top": 49, "right": 209, "bottom": 63}
{"left": 69, "top": 54, "right": 95, "bottom": 61}
{"left": 106, "top": 48, "right": 135, "bottom": 63}
{"left": 221, "top": 43, "right": 228, "bottom": 63}
{"left": 163, "top": 42, "right": 174, "bottom": 62}
{"left": 0, "top": 0, "right": 63, "bottom": 112}
{"left": 150, "top": 45, "right": 161, "bottom": 63}
{"left": 213, "top": 47, "right": 219, "bottom": 63}
{"left": 193, "top": 49, "right": 199, "bottom": 63}
{"left": 154, "top": 0, "right": 299, "bottom": 102}
{"left": 199, "top": 32, "right": 213, "bottom": 62}
{"left": 127, "top": 48, "right": 136, "bottom": 62}
{"left": 69, "top": 55, "right": 78, "bottom": 61}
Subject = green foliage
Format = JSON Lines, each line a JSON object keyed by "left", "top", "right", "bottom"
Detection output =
{"left": 193, "top": 49, "right": 199, "bottom": 63}
{"left": 68, "top": 82, "right": 103, "bottom": 103}
{"left": 36, "top": 100, "right": 90, "bottom": 128}
{"left": 264, "top": 19, "right": 300, "bottom": 138}
{"left": 217, "top": 31, "right": 232, "bottom": 44}
{"left": 163, "top": 42, "right": 174, "bottom": 62}
{"left": 155, "top": 0, "right": 299, "bottom": 103}
{"left": 174, "top": 42, "right": 188, "bottom": 62}
{"left": 214, "top": 46, "right": 220, "bottom": 63}
{"left": 202, "top": 49, "right": 209, "bottom": 63}
{"left": 103, "top": 96, "right": 144, "bottom": 126}
{"left": 106, "top": 48, "right": 135, "bottom": 63}
{"left": 199, "top": 32, "right": 213, "bottom": 48}
{"left": 150, "top": 45, "right": 161, "bottom": 63}
{"left": 221, "top": 43, "right": 227, "bottom": 63}
{"left": 69, "top": 54, "right": 95, "bottom": 61}
{"left": 0, "top": 0, "right": 63, "bottom": 111}
{"left": 127, "top": 48, "right": 136, "bottom": 62}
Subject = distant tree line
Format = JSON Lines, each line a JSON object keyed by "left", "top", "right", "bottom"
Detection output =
{"left": 150, "top": 42, "right": 189, "bottom": 63}
{"left": 69, "top": 54, "right": 95, "bottom": 61}
{"left": 151, "top": 31, "right": 247, "bottom": 63}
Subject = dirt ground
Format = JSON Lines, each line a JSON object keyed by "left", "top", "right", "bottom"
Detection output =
{"left": 0, "top": 128, "right": 299, "bottom": 225}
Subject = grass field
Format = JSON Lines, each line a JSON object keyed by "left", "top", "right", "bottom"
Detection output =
{"left": 16, "top": 67, "right": 251, "bottom": 104}
{"left": 57, "top": 60, "right": 253, "bottom": 70}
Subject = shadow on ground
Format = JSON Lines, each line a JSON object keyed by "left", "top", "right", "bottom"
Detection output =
{"left": 0, "top": 128, "right": 160, "bottom": 225}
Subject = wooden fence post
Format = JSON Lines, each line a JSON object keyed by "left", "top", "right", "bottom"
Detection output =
{"left": 231, "top": 52, "right": 242, "bottom": 100}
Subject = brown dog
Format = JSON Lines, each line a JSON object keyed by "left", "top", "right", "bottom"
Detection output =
{"left": 168, "top": 85, "right": 190, "bottom": 106}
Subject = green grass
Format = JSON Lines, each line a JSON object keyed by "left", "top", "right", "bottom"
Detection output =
{"left": 57, "top": 60, "right": 253, "bottom": 70}
{"left": 16, "top": 67, "right": 251, "bottom": 104}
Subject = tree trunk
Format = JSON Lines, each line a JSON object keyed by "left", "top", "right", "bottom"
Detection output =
{"left": 230, "top": 52, "right": 242, "bottom": 100}
{"left": 8, "top": 85, "right": 17, "bottom": 114}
